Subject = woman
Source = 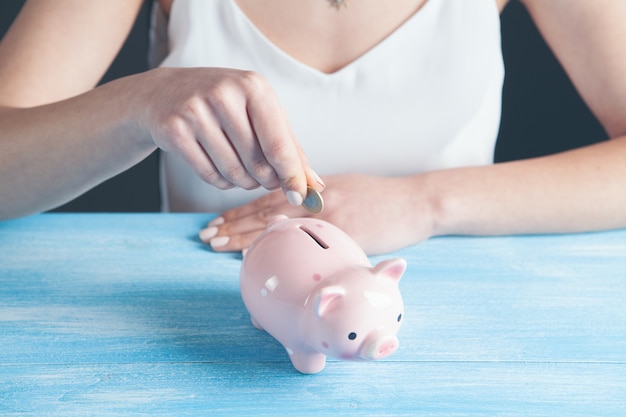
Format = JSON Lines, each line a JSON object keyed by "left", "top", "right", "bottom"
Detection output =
{"left": 1, "top": 0, "right": 625, "bottom": 255}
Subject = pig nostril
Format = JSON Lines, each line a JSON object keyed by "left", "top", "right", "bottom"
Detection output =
{"left": 361, "top": 335, "right": 399, "bottom": 360}
{"left": 375, "top": 339, "right": 398, "bottom": 358}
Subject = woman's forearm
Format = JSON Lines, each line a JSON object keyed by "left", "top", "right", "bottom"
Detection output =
{"left": 0, "top": 65, "right": 324, "bottom": 220}
{"left": 428, "top": 135, "right": 626, "bottom": 237}
{"left": 0, "top": 74, "right": 156, "bottom": 219}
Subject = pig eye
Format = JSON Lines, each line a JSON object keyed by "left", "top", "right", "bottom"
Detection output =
{"left": 348, "top": 332, "right": 357, "bottom": 340}
{"left": 397, "top": 314, "right": 402, "bottom": 322}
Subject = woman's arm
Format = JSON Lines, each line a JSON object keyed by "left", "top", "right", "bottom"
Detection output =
{"left": 0, "top": 0, "right": 151, "bottom": 218}
{"left": 206, "top": 0, "right": 626, "bottom": 254}
{"left": 431, "top": 136, "right": 626, "bottom": 237}
{"left": 0, "top": 0, "right": 144, "bottom": 106}
{"left": 0, "top": 0, "right": 317, "bottom": 220}
{"left": 432, "top": 0, "right": 626, "bottom": 235}
{"left": 519, "top": 0, "right": 626, "bottom": 139}
{"left": 202, "top": 130, "right": 626, "bottom": 255}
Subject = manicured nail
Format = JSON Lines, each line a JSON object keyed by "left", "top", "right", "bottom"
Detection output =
{"left": 209, "top": 216, "right": 224, "bottom": 226}
{"left": 210, "top": 236, "right": 230, "bottom": 248}
{"left": 199, "top": 227, "right": 218, "bottom": 242}
{"left": 286, "top": 190, "right": 303, "bottom": 206}
{"left": 312, "top": 171, "right": 325, "bottom": 188}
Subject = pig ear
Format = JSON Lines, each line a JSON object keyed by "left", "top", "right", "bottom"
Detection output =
{"left": 373, "top": 258, "right": 407, "bottom": 283}
{"left": 268, "top": 214, "right": 289, "bottom": 226}
{"left": 315, "top": 286, "right": 346, "bottom": 318}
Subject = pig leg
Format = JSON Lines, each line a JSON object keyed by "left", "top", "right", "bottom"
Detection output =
{"left": 288, "top": 349, "right": 327, "bottom": 374}
{"left": 250, "top": 316, "right": 263, "bottom": 330}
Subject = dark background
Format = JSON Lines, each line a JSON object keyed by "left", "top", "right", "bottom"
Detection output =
{"left": 0, "top": 1, "right": 607, "bottom": 213}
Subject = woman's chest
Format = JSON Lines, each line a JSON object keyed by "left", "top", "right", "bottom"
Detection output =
{"left": 160, "top": 0, "right": 429, "bottom": 74}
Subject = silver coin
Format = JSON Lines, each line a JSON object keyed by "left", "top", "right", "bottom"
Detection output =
{"left": 302, "top": 186, "right": 324, "bottom": 214}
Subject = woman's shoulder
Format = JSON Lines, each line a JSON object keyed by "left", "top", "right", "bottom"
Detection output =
{"left": 497, "top": 0, "right": 510, "bottom": 14}
{"left": 0, "top": 1, "right": 144, "bottom": 107}
{"left": 159, "top": 0, "right": 174, "bottom": 17}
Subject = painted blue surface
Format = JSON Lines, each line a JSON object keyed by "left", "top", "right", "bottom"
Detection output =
{"left": 1, "top": 213, "right": 625, "bottom": 416}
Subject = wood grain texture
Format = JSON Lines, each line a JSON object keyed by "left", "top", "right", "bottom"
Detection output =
{"left": 1, "top": 213, "right": 625, "bottom": 416}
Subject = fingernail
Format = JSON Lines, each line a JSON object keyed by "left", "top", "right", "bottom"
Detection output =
{"left": 210, "top": 236, "right": 230, "bottom": 248}
{"left": 209, "top": 216, "right": 224, "bottom": 227}
{"left": 199, "top": 227, "right": 218, "bottom": 242}
{"left": 286, "top": 190, "right": 303, "bottom": 206}
{"left": 312, "top": 171, "right": 325, "bottom": 188}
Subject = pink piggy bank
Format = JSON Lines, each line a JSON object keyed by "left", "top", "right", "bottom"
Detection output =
{"left": 239, "top": 215, "right": 406, "bottom": 374}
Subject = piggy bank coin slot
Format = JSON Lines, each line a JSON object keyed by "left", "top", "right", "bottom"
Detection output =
{"left": 299, "top": 225, "right": 329, "bottom": 249}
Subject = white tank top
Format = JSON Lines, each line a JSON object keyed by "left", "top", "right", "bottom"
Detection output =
{"left": 150, "top": 0, "right": 504, "bottom": 212}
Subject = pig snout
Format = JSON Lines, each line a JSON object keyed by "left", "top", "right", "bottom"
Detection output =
{"left": 359, "top": 331, "right": 399, "bottom": 360}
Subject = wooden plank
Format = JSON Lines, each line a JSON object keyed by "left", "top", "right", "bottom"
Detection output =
{"left": 1, "top": 362, "right": 625, "bottom": 416}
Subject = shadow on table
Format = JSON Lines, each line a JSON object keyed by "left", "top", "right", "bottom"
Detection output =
{"left": 125, "top": 285, "right": 295, "bottom": 372}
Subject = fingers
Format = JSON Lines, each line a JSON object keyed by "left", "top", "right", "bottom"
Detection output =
{"left": 199, "top": 160, "right": 327, "bottom": 253}
{"left": 243, "top": 72, "right": 312, "bottom": 203}
{"left": 199, "top": 221, "right": 262, "bottom": 252}
{"left": 299, "top": 140, "right": 326, "bottom": 192}
{"left": 188, "top": 98, "right": 262, "bottom": 190}
{"left": 198, "top": 190, "right": 311, "bottom": 252}
{"left": 151, "top": 68, "right": 321, "bottom": 203}
{"left": 160, "top": 116, "right": 235, "bottom": 190}
{"left": 209, "top": 77, "right": 280, "bottom": 190}
{"left": 155, "top": 93, "right": 257, "bottom": 190}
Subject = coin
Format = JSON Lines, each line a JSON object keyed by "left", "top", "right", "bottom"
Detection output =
{"left": 302, "top": 186, "right": 324, "bottom": 214}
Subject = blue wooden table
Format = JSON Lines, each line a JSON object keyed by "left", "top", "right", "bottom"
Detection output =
{"left": 1, "top": 213, "right": 625, "bottom": 416}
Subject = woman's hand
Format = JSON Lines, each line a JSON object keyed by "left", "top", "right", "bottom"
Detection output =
{"left": 138, "top": 67, "right": 322, "bottom": 205}
{"left": 200, "top": 173, "right": 437, "bottom": 255}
